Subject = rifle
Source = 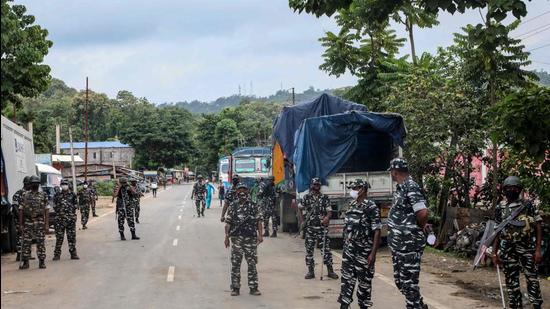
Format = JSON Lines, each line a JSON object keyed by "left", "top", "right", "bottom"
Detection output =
{"left": 472, "top": 203, "right": 526, "bottom": 269}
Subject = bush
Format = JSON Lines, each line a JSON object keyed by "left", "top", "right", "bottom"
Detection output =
{"left": 95, "top": 180, "right": 115, "bottom": 196}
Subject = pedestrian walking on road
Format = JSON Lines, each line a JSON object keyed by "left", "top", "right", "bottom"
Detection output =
{"left": 113, "top": 177, "right": 140, "bottom": 240}
{"left": 224, "top": 183, "right": 263, "bottom": 296}
{"left": 218, "top": 182, "right": 225, "bottom": 207}
{"left": 387, "top": 158, "right": 430, "bottom": 309}
{"left": 130, "top": 179, "right": 144, "bottom": 223}
{"left": 11, "top": 176, "right": 31, "bottom": 262}
{"left": 151, "top": 181, "right": 158, "bottom": 198}
{"left": 492, "top": 176, "right": 543, "bottom": 309}
{"left": 299, "top": 177, "right": 338, "bottom": 280}
{"left": 205, "top": 179, "right": 216, "bottom": 209}
{"left": 89, "top": 180, "right": 99, "bottom": 217}
{"left": 78, "top": 182, "right": 93, "bottom": 230}
{"left": 52, "top": 179, "right": 80, "bottom": 260}
{"left": 338, "top": 179, "right": 381, "bottom": 309}
{"left": 18, "top": 176, "right": 48, "bottom": 269}
{"left": 191, "top": 175, "right": 207, "bottom": 217}
{"left": 258, "top": 176, "right": 279, "bottom": 237}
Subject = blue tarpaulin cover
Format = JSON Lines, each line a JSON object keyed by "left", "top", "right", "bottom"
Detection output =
{"left": 293, "top": 111, "right": 406, "bottom": 192}
{"left": 272, "top": 93, "right": 367, "bottom": 161}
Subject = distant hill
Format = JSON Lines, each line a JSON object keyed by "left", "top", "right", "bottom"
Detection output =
{"left": 159, "top": 86, "right": 335, "bottom": 114}
{"left": 534, "top": 69, "right": 550, "bottom": 87}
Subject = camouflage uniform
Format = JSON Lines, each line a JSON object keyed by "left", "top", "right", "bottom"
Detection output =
{"left": 53, "top": 189, "right": 78, "bottom": 257}
{"left": 130, "top": 183, "right": 143, "bottom": 222}
{"left": 387, "top": 175, "right": 427, "bottom": 309}
{"left": 338, "top": 199, "right": 381, "bottom": 308}
{"left": 226, "top": 197, "right": 262, "bottom": 291}
{"left": 11, "top": 188, "right": 28, "bottom": 259}
{"left": 78, "top": 187, "right": 93, "bottom": 228}
{"left": 90, "top": 183, "right": 98, "bottom": 216}
{"left": 258, "top": 180, "right": 278, "bottom": 235}
{"left": 495, "top": 199, "right": 543, "bottom": 309}
{"left": 192, "top": 181, "right": 207, "bottom": 217}
{"left": 19, "top": 191, "right": 48, "bottom": 262}
{"left": 116, "top": 185, "right": 136, "bottom": 234}
{"left": 300, "top": 192, "right": 333, "bottom": 268}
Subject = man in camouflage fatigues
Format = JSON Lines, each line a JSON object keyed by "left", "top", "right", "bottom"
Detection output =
{"left": 221, "top": 174, "right": 240, "bottom": 223}
{"left": 492, "top": 176, "right": 543, "bottom": 309}
{"left": 78, "top": 182, "right": 93, "bottom": 229}
{"left": 338, "top": 179, "right": 381, "bottom": 309}
{"left": 191, "top": 175, "right": 207, "bottom": 217}
{"left": 89, "top": 180, "right": 99, "bottom": 217}
{"left": 387, "top": 158, "right": 429, "bottom": 309}
{"left": 53, "top": 179, "right": 79, "bottom": 260}
{"left": 258, "top": 176, "right": 278, "bottom": 237}
{"left": 11, "top": 176, "right": 31, "bottom": 262}
{"left": 130, "top": 179, "right": 143, "bottom": 223}
{"left": 18, "top": 176, "right": 48, "bottom": 269}
{"left": 113, "top": 178, "right": 140, "bottom": 240}
{"left": 224, "top": 183, "right": 263, "bottom": 296}
{"left": 299, "top": 177, "right": 338, "bottom": 280}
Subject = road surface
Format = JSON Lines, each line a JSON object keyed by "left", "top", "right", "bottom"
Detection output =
{"left": 1, "top": 184, "right": 501, "bottom": 309}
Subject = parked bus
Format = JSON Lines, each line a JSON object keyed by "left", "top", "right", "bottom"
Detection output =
{"left": 218, "top": 156, "right": 229, "bottom": 189}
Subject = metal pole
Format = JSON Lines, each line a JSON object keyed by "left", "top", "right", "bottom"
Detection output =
{"left": 291, "top": 87, "right": 295, "bottom": 105}
{"left": 112, "top": 151, "right": 117, "bottom": 180}
{"left": 69, "top": 128, "right": 78, "bottom": 194}
{"left": 84, "top": 77, "right": 89, "bottom": 182}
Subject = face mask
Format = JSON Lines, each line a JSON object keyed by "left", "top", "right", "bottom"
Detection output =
{"left": 30, "top": 184, "right": 40, "bottom": 191}
{"left": 238, "top": 192, "right": 247, "bottom": 199}
{"left": 504, "top": 190, "right": 520, "bottom": 201}
{"left": 83, "top": 185, "right": 88, "bottom": 189}
{"left": 61, "top": 185, "right": 69, "bottom": 191}
{"left": 349, "top": 190, "right": 359, "bottom": 199}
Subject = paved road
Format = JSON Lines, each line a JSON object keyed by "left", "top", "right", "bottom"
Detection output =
{"left": 1, "top": 184, "right": 499, "bottom": 309}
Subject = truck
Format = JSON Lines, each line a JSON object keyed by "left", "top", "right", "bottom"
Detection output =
{"left": 271, "top": 94, "right": 406, "bottom": 242}
{"left": 1, "top": 116, "right": 37, "bottom": 252}
{"left": 229, "top": 147, "right": 271, "bottom": 189}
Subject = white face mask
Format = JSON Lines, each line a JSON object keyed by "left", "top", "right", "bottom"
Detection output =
{"left": 349, "top": 190, "right": 359, "bottom": 199}
{"left": 61, "top": 185, "right": 69, "bottom": 191}
{"left": 83, "top": 185, "right": 88, "bottom": 189}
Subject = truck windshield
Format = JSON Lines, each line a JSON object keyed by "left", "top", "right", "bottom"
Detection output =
{"left": 221, "top": 163, "right": 229, "bottom": 173}
{"left": 235, "top": 159, "right": 255, "bottom": 173}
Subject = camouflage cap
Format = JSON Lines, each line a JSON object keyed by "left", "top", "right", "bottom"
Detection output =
{"left": 232, "top": 174, "right": 240, "bottom": 181}
{"left": 388, "top": 157, "right": 409, "bottom": 171}
{"left": 197, "top": 175, "right": 204, "bottom": 179}
{"left": 29, "top": 175, "right": 41, "bottom": 183}
{"left": 119, "top": 177, "right": 128, "bottom": 184}
{"left": 60, "top": 179, "right": 69, "bottom": 185}
{"left": 502, "top": 176, "right": 522, "bottom": 189}
{"left": 310, "top": 177, "right": 321, "bottom": 185}
{"left": 347, "top": 179, "right": 371, "bottom": 189}
{"left": 23, "top": 176, "right": 31, "bottom": 184}
{"left": 130, "top": 178, "right": 138, "bottom": 183}
{"left": 236, "top": 183, "right": 248, "bottom": 190}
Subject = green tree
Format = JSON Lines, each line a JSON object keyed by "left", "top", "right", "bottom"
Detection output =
{"left": 1, "top": 0, "right": 52, "bottom": 117}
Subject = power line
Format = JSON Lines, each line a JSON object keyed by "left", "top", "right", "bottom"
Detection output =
{"left": 515, "top": 23, "right": 550, "bottom": 37}
{"left": 528, "top": 42, "right": 550, "bottom": 52}
{"left": 519, "top": 10, "right": 550, "bottom": 26}
{"left": 521, "top": 26, "right": 550, "bottom": 40}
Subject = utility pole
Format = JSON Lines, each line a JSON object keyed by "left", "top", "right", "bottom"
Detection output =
{"left": 84, "top": 77, "right": 89, "bottom": 182}
{"left": 69, "top": 128, "right": 78, "bottom": 194}
{"left": 292, "top": 87, "right": 295, "bottom": 105}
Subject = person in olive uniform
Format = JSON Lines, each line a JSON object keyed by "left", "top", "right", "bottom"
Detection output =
{"left": 191, "top": 175, "right": 207, "bottom": 217}
{"left": 387, "top": 158, "right": 430, "bottom": 309}
{"left": 221, "top": 174, "right": 240, "bottom": 222}
{"left": 18, "top": 176, "right": 49, "bottom": 269}
{"left": 130, "top": 179, "right": 144, "bottom": 223}
{"left": 338, "top": 179, "right": 381, "bottom": 309}
{"left": 89, "top": 180, "right": 99, "bottom": 217}
{"left": 113, "top": 177, "right": 140, "bottom": 240}
{"left": 78, "top": 182, "right": 93, "bottom": 229}
{"left": 224, "top": 183, "right": 263, "bottom": 296}
{"left": 492, "top": 176, "right": 543, "bottom": 309}
{"left": 11, "top": 176, "right": 31, "bottom": 262}
{"left": 299, "top": 177, "right": 338, "bottom": 280}
{"left": 53, "top": 179, "right": 79, "bottom": 260}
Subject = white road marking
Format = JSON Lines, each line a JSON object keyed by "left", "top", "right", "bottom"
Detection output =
{"left": 166, "top": 266, "right": 175, "bottom": 282}
{"left": 178, "top": 215, "right": 182, "bottom": 220}
{"left": 176, "top": 225, "right": 180, "bottom": 231}
{"left": 172, "top": 238, "right": 178, "bottom": 246}
{"left": 331, "top": 251, "right": 452, "bottom": 309}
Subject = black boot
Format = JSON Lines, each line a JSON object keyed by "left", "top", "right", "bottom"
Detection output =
{"left": 263, "top": 229, "right": 270, "bottom": 237}
{"left": 305, "top": 266, "right": 315, "bottom": 279}
{"left": 16, "top": 252, "right": 21, "bottom": 262}
{"left": 136, "top": 218, "right": 140, "bottom": 223}
{"left": 340, "top": 304, "right": 349, "bottom": 309}
{"left": 131, "top": 231, "right": 140, "bottom": 240}
{"left": 230, "top": 288, "right": 240, "bottom": 296}
{"left": 93, "top": 213, "right": 98, "bottom": 217}
{"left": 19, "top": 260, "right": 29, "bottom": 270}
{"left": 249, "top": 288, "right": 262, "bottom": 296}
{"left": 120, "top": 232, "right": 126, "bottom": 241}
{"left": 70, "top": 253, "right": 80, "bottom": 260}
{"left": 270, "top": 230, "right": 277, "bottom": 238}
{"left": 52, "top": 255, "right": 60, "bottom": 261}
{"left": 327, "top": 265, "right": 339, "bottom": 279}
{"left": 39, "top": 259, "right": 46, "bottom": 269}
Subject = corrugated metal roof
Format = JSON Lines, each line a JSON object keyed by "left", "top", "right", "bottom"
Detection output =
{"left": 60, "top": 141, "right": 131, "bottom": 149}
{"left": 232, "top": 147, "right": 271, "bottom": 157}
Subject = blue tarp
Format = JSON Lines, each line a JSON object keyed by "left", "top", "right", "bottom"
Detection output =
{"left": 293, "top": 111, "right": 407, "bottom": 192}
{"left": 272, "top": 93, "right": 367, "bottom": 161}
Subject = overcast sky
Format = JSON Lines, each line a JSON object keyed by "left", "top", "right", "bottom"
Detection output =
{"left": 16, "top": 0, "right": 550, "bottom": 103}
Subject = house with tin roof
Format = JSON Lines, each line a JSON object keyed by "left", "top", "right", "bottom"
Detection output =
{"left": 59, "top": 141, "right": 135, "bottom": 169}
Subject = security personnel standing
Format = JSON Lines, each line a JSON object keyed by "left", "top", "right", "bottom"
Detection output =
{"left": 191, "top": 175, "right": 207, "bottom": 217}
{"left": 78, "top": 181, "right": 93, "bottom": 229}
{"left": 113, "top": 177, "right": 139, "bottom": 240}
{"left": 299, "top": 178, "right": 338, "bottom": 280}
{"left": 18, "top": 176, "right": 48, "bottom": 269}
{"left": 338, "top": 179, "right": 381, "bottom": 309}
{"left": 224, "top": 183, "right": 263, "bottom": 296}
{"left": 259, "top": 176, "right": 278, "bottom": 237}
{"left": 221, "top": 174, "right": 240, "bottom": 222}
{"left": 387, "top": 158, "right": 429, "bottom": 309}
{"left": 130, "top": 179, "right": 143, "bottom": 223}
{"left": 11, "top": 176, "right": 31, "bottom": 262}
{"left": 492, "top": 176, "right": 543, "bottom": 309}
{"left": 89, "top": 180, "right": 99, "bottom": 217}
{"left": 52, "top": 179, "right": 79, "bottom": 260}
